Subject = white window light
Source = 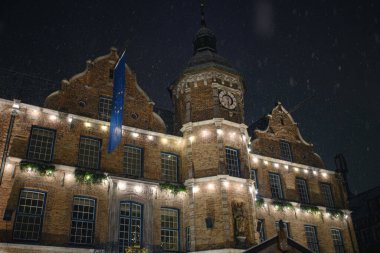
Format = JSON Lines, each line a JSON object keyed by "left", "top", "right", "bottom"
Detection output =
{"left": 12, "top": 99, "right": 20, "bottom": 109}
{"left": 263, "top": 160, "right": 269, "bottom": 165}
{"left": 322, "top": 172, "right": 328, "bottom": 178}
{"left": 49, "top": 114, "right": 57, "bottom": 121}
{"left": 67, "top": 116, "right": 73, "bottom": 123}
{"left": 216, "top": 129, "right": 223, "bottom": 135}
{"left": 192, "top": 185, "right": 199, "bottom": 193}
{"left": 207, "top": 183, "right": 215, "bottom": 190}
{"left": 253, "top": 157, "right": 259, "bottom": 163}
{"left": 147, "top": 135, "right": 154, "bottom": 141}
{"left": 294, "top": 167, "right": 299, "bottom": 172}
{"left": 313, "top": 170, "right": 318, "bottom": 175}
{"left": 284, "top": 165, "right": 289, "bottom": 169}
{"left": 189, "top": 136, "right": 195, "bottom": 143}
{"left": 304, "top": 169, "right": 309, "bottom": 174}
{"left": 134, "top": 185, "right": 143, "bottom": 193}
{"left": 84, "top": 121, "right": 91, "bottom": 127}
{"left": 101, "top": 125, "right": 108, "bottom": 131}
{"left": 274, "top": 163, "right": 279, "bottom": 168}
{"left": 161, "top": 138, "right": 168, "bottom": 144}
{"left": 132, "top": 132, "right": 139, "bottom": 138}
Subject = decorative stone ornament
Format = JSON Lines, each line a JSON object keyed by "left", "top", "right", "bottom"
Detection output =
{"left": 219, "top": 90, "right": 237, "bottom": 109}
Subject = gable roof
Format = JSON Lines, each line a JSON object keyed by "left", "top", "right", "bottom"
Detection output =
{"left": 244, "top": 236, "right": 313, "bottom": 253}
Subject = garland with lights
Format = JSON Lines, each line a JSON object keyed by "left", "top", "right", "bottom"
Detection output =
{"left": 272, "top": 200, "right": 295, "bottom": 211}
{"left": 159, "top": 182, "right": 187, "bottom": 195}
{"left": 75, "top": 169, "right": 107, "bottom": 184}
{"left": 326, "top": 208, "right": 344, "bottom": 220}
{"left": 20, "top": 160, "right": 56, "bottom": 176}
{"left": 300, "top": 204, "right": 320, "bottom": 214}
{"left": 255, "top": 197, "right": 264, "bottom": 207}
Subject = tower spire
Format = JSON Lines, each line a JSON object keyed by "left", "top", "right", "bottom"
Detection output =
{"left": 200, "top": 0, "right": 206, "bottom": 26}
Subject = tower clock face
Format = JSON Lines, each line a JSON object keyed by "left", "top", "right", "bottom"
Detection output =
{"left": 219, "top": 90, "right": 237, "bottom": 109}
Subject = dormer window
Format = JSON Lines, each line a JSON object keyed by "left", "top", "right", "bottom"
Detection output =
{"left": 280, "top": 140, "right": 293, "bottom": 162}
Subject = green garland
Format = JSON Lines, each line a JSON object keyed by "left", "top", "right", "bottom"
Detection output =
{"left": 255, "top": 198, "right": 264, "bottom": 207}
{"left": 300, "top": 204, "right": 320, "bottom": 214}
{"left": 75, "top": 169, "right": 107, "bottom": 184}
{"left": 272, "top": 200, "right": 294, "bottom": 211}
{"left": 20, "top": 160, "right": 56, "bottom": 176}
{"left": 159, "top": 182, "right": 187, "bottom": 195}
{"left": 326, "top": 208, "right": 344, "bottom": 220}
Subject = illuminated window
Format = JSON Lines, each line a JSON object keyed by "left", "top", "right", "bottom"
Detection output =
{"left": 269, "top": 173, "right": 283, "bottom": 199}
{"left": 279, "top": 140, "right": 292, "bottom": 162}
{"left": 275, "top": 221, "right": 291, "bottom": 238}
{"left": 331, "top": 229, "right": 345, "bottom": 253}
{"left": 70, "top": 196, "right": 96, "bottom": 245}
{"left": 161, "top": 208, "right": 179, "bottom": 251}
{"left": 225, "top": 147, "right": 240, "bottom": 177}
{"left": 27, "top": 126, "right": 56, "bottom": 162}
{"left": 98, "top": 96, "right": 112, "bottom": 122}
{"left": 13, "top": 189, "right": 46, "bottom": 241}
{"left": 123, "top": 145, "right": 143, "bottom": 177}
{"left": 296, "top": 178, "right": 310, "bottom": 204}
{"left": 320, "top": 183, "right": 334, "bottom": 208}
{"left": 257, "top": 219, "right": 266, "bottom": 242}
{"left": 305, "top": 225, "right": 320, "bottom": 253}
{"left": 119, "top": 201, "right": 143, "bottom": 252}
{"left": 78, "top": 136, "right": 101, "bottom": 170}
{"left": 161, "top": 153, "right": 178, "bottom": 182}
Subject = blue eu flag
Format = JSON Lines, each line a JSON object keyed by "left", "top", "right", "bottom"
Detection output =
{"left": 108, "top": 50, "right": 126, "bottom": 153}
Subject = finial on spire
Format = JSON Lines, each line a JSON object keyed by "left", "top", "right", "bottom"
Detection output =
{"left": 200, "top": 0, "right": 206, "bottom": 26}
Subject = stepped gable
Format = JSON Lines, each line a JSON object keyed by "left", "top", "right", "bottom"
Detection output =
{"left": 44, "top": 47, "right": 166, "bottom": 133}
{"left": 252, "top": 102, "right": 325, "bottom": 168}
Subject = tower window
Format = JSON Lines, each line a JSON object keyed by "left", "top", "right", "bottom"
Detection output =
{"left": 78, "top": 136, "right": 102, "bottom": 170}
{"left": 27, "top": 126, "right": 56, "bottom": 162}
{"left": 225, "top": 147, "right": 240, "bottom": 177}
{"left": 268, "top": 173, "right": 284, "bottom": 199}
{"left": 250, "top": 169, "right": 259, "bottom": 190}
{"left": 161, "top": 153, "right": 178, "bottom": 182}
{"left": 304, "top": 225, "right": 320, "bottom": 253}
{"left": 279, "top": 140, "right": 293, "bottom": 162}
{"left": 275, "top": 221, "right": 291, "bottom": 238}
{"left": 331, "top": 229, "right": 345, "bottom": 253}
{"left": 296, "top": 178, "right": 310, "bottom": 204}
{"left": 13, "top": 189, "right": 46, "bottom": 241}
{"left": 320, "top": 183, "right": 334, "bottom": 208}
{"left": 257, "top": 219, "right": 266, "bottom": 243}
{"left": 161, "top": 208, "right": 179, "bottom": 251}
{"left": 119, "top": 201, "right": 143, "bottom": 251}
{"left": 123, "top": 145, "right": 143, "bottom": 177}
{"left": 98, "top": 96, "right": 112, "bottom": 122}
{"left": 70, "top": 196, "right": 96, "bottom": 245}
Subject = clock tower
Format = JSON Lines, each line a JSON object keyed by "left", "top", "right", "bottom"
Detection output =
{"left": 169, "top": 6, "right": 245, "bottom": 133}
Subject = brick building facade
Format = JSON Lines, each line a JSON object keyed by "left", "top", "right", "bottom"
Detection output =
{"left": 0, "top": 17, "right": 358, "bottom": 253}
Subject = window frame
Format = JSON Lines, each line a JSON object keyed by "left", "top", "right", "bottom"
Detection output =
{"left": 27, "top": 125, "right": 56, "bottom": 162}
{"left": 304, "top": 225, "right": 320, "bottom": 253}
{"left": 279, "top": 140, "right": 293, "bottom": 162}
{"left": 225, "top": 146, "right": 241, "bottom": 177}
{"left": 123, "top": 144, "right": 144, "bottom": 178}
{"left": 119, "top": 201, "right": 144, "bottom": 252}
{"left": 13, "top": 189, "right": 47, "bottom": 242}
{"left": 69, "top": 196, "right": 97, "bottom": 245}
{"left": 160, "top": 152, "right": 179, "bottom": 182}
{"left": 268, "top": 172, "right": 284, "bottom": 199}
{"left": 77, "top": 136, "right": 102, "bottom": 170}
{"left": 98, "top": 96, "right": 113, "bottom": 122}
{"left": 185, "top": 226, "right": 191, "bottom": 252}
{"left": 250, "top": 169, "right": 259, "bottom": 190}
{"left": 331, "top": 228, "right": 345, "bottom": 253}
{"left": 296, "top": 177, "right": 310, "bottom": 204}
{"left": 160, "top": 207, "right": 180, "bottom": 252}
{"left": 275, "top": 221, "right": 291, "bottom": 238}
{"left": 257, "top": 219, "right": 266, "bottom": 243}
{"left": 320, "top": 183, "right": 335, "bottom": 208}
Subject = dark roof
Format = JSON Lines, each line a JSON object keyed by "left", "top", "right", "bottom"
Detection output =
{"left": 184, "top": 24, "right": 238, "bottom": 74}
{"left": 244, "top": 236, "right": 313, "bottom": 253}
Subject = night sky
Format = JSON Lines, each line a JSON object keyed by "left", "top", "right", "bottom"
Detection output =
{"left": 0, "top": 0, "right": 379, "bottom": 194}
